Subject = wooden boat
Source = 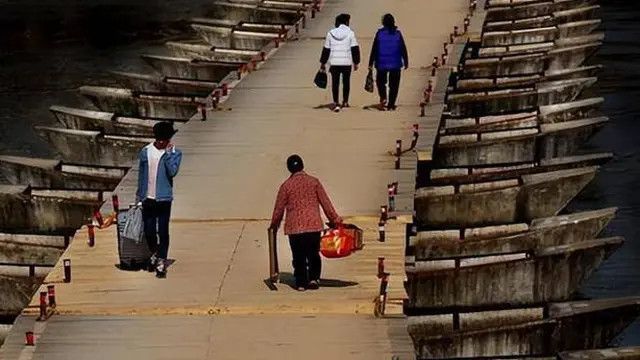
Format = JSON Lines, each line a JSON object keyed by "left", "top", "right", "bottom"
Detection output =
{"left": 441, "top": 97, "right": 604, "bottom": 135}
{"left": 165, "top": 41, "right": 259, "bottom": 63}
{"left": 477, "top": 33, "right": 604, "bottom": 58}
{"left": 539, "top": 97, "right": 603, "bottom": 123}
{"left": 558, "top": 347, "right": 640, "bottom": 359}
{"left": 0, "top": 237, "right": 64, "bottom": 265}
{"left": 0, "top": 272, "right": 44, "bottom": 317}
{"left": 0, "top": 233, "right": 68, "bottom": 249}
{"left": 414, "top": 167, "right": 597, "bottom": 228}
{"left": 0, "top": 185, "right": 102, "bottom": 235}
{"left": 481, "top": 20, "right": 601, "bottom": 47}
{"left": 485, "top": 0, "right": 598, "bottom": 22}
{"left": 463, "top": 42, "right": 601, "bottom": 78}
{"left": 192, "top": 24, "right": 279, "bottom": 50}
{"left": 79, "top": 86, "right": 205, "bottom": 120}
{"left": 410, "top": 207, "right": 617, "bottom": 259}
{"left": 484, "top": 6, "right": 601, "bottom": 31}
{"left": 0, "top": 154, "right": 125, "bottom": 190}
{"left": 51, "top": 105, "right": 178, "bottom": 137}
{"left": 110, "top": 70, "right": 218, "bottom": 96}
{"left": 191, "top": 17, "right": 289, "bottom": 34}
{"left": 405, "top": 237, "right": 622, "bottom": 310}
{"left": 204, "top": 2, "right": 302, "bottom": 24}
{"left": 454, "top": 65, "right": 602, "bottom": 91}
{"left": 34, "top": 126, "right": 151, "bottom": 167}
{"left": 407, "top": 297, "right": 640, "bottom": 359}
{"left": 141, "top": 55, "right": 242, "bottom": 82}
{"left": 434, "top": 117, "right": 608, "bottom": 167}
{"left": 447, "top": 77, "right": 597, "bottom": 117}
{"left": 426, "top": 153, "right": 612, "bottom": 186}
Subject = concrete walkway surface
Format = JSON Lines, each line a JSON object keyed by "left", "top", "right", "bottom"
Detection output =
{"left": 1, "top": 0, "right": 468, "bottom": 358}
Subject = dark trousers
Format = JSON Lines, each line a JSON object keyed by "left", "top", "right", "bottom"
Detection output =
{"left": 142, "top": 199, "right": 172, "bottom": 260}
{"left": 329, "top": 65, "right": 352, "bottom": 104}
{"left": 288, "top": 231, "right": 322, "bottom": 287}
{"left": 376, "top": 69, "right": 402, "bottom": 107}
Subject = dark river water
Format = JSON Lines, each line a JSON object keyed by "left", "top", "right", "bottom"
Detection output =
{"left": 1, "top": 0, "right": 640, "bottom": 348}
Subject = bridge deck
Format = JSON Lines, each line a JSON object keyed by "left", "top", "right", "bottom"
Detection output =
{"left": 1, "top": 0, "right": 469, "bottom": 358}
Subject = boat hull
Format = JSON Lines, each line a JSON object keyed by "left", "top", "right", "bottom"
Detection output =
{"left": 414, "top": 167, "right": 597, "bottom": 228}
{"left": 0, "top": 155, "right": 124, "bottom": 191}
{"left": 34, "top": 127, "right": 150, "bottom": 167}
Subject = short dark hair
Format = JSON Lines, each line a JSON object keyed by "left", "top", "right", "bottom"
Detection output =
{"left": 382, "top": 13, "right": 396, "bottom": 30}
{"left": 286, "top": 154, "right": 304, "bottom": 174}
{"left": 335, "top": 13, "right": 350, "bottom": 27}
{"left": 152, "top": 121, "right": 177, "bottom": 141}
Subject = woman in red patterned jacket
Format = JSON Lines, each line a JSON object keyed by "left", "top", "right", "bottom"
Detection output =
{"left": 270, "top": 154, "right": 343, "bottom": 291}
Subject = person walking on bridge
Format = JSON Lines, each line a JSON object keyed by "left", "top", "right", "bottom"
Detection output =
{"left": 136, "top": 122, "right": 182, "bottom": 278}
{"left": 320, "top": 13, "right": 361, "bottom": 113}
{"left": 270, "top": 155, "right": 343, "bottom": 291}
{"left": 368, "top": 13, "right": 409, "bottom": 111}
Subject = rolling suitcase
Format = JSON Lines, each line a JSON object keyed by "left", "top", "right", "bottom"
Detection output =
{"left": 117, "top": 206, "right": 151, "bottom": 270}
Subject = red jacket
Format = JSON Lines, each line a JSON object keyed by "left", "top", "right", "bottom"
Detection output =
{"left": 270, "top": 172, "right": 342, "bottom": 235}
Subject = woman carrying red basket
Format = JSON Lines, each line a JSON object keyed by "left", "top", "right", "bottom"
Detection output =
{"left": 270, "top": 155, "right": 343, "bottom": 292}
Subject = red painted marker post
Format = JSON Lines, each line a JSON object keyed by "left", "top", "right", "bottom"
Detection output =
{"left": 63, "top": 259, "right": 71, "bottom": 283}
{"left": 111, "top": 194, "right": 119, "bottom": 212}
{"left": 25, "top": 331, "right": 34, "bottom": 346}
{"left": 47, "top": 284, "right": 56, "bottom": 308}
{"left": 377, "top": 257, "right": 385, "bottom": 278}
{"left": 87, "top": 224, "right": 95, "bottom": 247}
{"left": 38, "top": 291, "right": 47, "bottom": 321}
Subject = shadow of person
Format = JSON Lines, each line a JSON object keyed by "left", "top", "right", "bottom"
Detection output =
{"left": 279, "top": 272, "right": 358, "bottom": 290}
{"left": 313, "top": 103, "right": 335, "bottom": 110}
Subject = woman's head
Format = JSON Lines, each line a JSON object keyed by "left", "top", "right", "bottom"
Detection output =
{"left": 335, "top": 13, "right": 350, "bottom": 27}
{"left": 382, "top": 13, "right": 396, "bottom": 29}
{"left": 287, "top": 154, "right": 304, "bottom": 174}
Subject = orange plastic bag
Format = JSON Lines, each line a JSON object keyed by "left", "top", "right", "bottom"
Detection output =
{"left": 320, "top": 226, "right": 355, "bottom": 259}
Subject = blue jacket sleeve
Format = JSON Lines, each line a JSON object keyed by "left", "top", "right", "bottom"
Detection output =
{"left": 136, "top": 150, "right": 145, "bottom": 203}
{"left": 165, "top": 149, "right": 183, "bottom": 178}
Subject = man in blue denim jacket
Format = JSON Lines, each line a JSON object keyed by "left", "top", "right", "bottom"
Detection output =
{"left": 136, "top": 122, "right": 182, "bottom": 278}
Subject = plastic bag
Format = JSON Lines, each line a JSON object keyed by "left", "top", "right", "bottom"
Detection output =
{"left": 364, "top": 69, "right": 374, "bottom": 93}
{"left": 314, "top": 69, "right": 328, "bottom": 89}
{"left": 122, "top": 205, "right": 145, "bottom": 244}
{"left": 320, "top": 226, "right": 355, "bottom": 259}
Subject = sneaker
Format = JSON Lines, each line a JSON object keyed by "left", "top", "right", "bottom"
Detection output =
{"left": 341, "top": 102, "right": 350, "bottom": 108}
{"left": 296, "top": 286, "right": 306, "bottom": 292}
{"left": 333, "top": 105, "right": 341, "bottom": 113}
{"left": 155, "top": 259, "right": 166, "bottom": 278}
{"left": 148, "top": 254, "right": 157, "bottom": 272}
{"left": 307, "top": 280, "right": 319, "bottom": 290}
{"left": 387, "top": 105, "right": 397, "bottom": 111}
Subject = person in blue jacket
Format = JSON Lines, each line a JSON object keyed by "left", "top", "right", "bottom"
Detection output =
{"left": 368, "top": 14, "right": 409, "bottom": 111}
{"left": 136, "top": 121, "right": 182, "bottom": 278}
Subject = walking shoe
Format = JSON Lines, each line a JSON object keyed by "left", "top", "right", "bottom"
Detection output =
{"left": 386, "top": 105, "right": 397, "bottom": 111}
{"left": 307, "top": 280, "right": 319, "bottom": 290}
{"left": 155, "top": 259, "right": 166, "bottom": 278}
{"left": 147, "top": 254, "right": 157, "bottom": 272}
{"left": 341, "top": 102, "right": 350, "bottom": 108}
{"left": 333, "top": 105, "right": 341, "bottom": 113}
{"left": 296, "top": 286, "right": 306, "bottom": 292}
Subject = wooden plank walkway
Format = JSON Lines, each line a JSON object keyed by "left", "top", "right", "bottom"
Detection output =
{"left": 1, "top": 0, "right": 469, "bottom": 358}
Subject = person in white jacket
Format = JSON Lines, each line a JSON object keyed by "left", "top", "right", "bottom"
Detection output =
{"left": 320, "top": 13, "right": 361, "bottom": 112}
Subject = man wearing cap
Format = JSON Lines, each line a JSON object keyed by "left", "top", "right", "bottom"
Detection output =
{"left": 136, "top": 122, "right": 182, "bottom": 278}
{"left": 270, "top": 155, "right": 342, "bottom": 291}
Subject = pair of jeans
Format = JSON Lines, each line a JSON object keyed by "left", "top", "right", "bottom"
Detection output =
{"left": 288, "top": 232, "right": 322, "bottom": 287}
{"left": 142, "top": 199, "right": 172, "bottom": 260}
{"left": 376, "top": 69, "right": 402, "bottom": 108}
{"left": 329, "top": 65, "right": 352, "bottom": 104}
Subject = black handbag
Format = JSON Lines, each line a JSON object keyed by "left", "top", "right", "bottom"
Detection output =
{"left": 364, "top": 69, "right": 374, "bottom": 93}
{"left": 314, "top": 69, "right": 328, "bottom": 89}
